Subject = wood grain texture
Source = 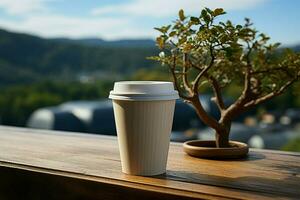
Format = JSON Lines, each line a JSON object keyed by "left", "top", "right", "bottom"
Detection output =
{"left": 0, "top": 125, "right": 299, "bottom": 200}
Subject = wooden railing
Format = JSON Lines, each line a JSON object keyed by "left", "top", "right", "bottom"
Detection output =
{"left": 0, "top": 126, "right": 299, "bottom": 199}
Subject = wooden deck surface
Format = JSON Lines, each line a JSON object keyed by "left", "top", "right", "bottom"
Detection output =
{"left": 0, "top": 126, "right": 299, "bottom": 200}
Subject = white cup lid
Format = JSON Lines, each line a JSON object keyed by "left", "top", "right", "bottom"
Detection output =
{"left": 109, "top": 81, "right": 179, "bottom": 101}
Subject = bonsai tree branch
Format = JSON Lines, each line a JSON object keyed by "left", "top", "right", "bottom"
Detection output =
{"left": 190, "top": 95, "right": 223, "bottom": 132}
{"left": 170, "top": 51, "right": 222, "bottom": 131}
{"left": 244, "top": 73, "right": 300, "bottom": 108}
{"left": 240, "top": 41, "right": 254, "bottom": 102}
{"left": 251, "top": 66, "right": 295, "bottom": 77}
{"left": 192, "top": 45, "right": 215, "bottom": 94}
{"left": 207, "top": 75, "right": 226, "bottom": 111}
{"left": 221, "top": 42, "right": 254, "bottom": 123}
{"left": 168, "top": 55, "right": 193, "bottom": 101}
{"left": 182, "top": 53, "right": 193, "bottom": 95}
{"left": 188, "top": 58, "right": 226, "bottom": 111}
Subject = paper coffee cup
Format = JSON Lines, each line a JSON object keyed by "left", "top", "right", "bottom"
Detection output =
{"left": 109, "top": 81, "right": 179, "bottom": 176}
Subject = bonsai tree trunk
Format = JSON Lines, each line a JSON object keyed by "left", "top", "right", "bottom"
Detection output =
{"left": 215, "top": 121, "right": 231, "bottom": 148}
{"left": 190, "top": 96, "right": 232, "bottom": 148}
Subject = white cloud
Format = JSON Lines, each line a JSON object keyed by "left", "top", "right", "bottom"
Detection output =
{"left": 0, "top": 0, "right": 47, "bottom": 15}
{"left": 0, "top": 0, "right": 268, "bottom": 40}
{"left": 0, "top": 14, "right": 154, "bottom": 39}
{"left": 0, "top": 0, "right": 157, "bottom": 39}
{"left": 91, "top": 0, "right": 267, "bottom": 17}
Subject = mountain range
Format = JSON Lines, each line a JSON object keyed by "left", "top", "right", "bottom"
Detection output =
{"left": 51, "top": 37, "right": 155, "bottom": 47}
{"left": 0, "top": 28, "right": 158, "bottom": 86}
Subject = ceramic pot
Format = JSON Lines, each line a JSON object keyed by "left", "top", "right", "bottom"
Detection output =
{"left": 183, "top": 140, "right": 249, "bottom": 159}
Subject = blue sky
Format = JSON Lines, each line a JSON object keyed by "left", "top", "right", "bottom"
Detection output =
{"left": 0, "top": 0, "right": 299, "bottom": 45}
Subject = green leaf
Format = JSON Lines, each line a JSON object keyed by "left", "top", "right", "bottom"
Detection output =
{"left": 165, "top": 25, "right": 171, "bottom": 32}
{"left": 201, "top": 9, "right": 207, "bottom": 18}
{"left": 169, "top": 31, "right": 177, "bottom": 37}
{"left": 224, "top": 47, "right": 234, "bottom": 60}
{"left": 215, "top": 25, "right": 223, "bottom": 32}
{"left": 190, "top": 17, "right": 200, "bottom": 24}
{"left": 179, "top": 9, "right": 185, "bottom": 21}
{"left": 220, "top": 35, "right": 228, "bottom": 43}
{"left": 213, "top": 8, "right": 225, "bottom": 16}
{"left": 203, "top": 15, "right": 211, "bottom": 24}
{"left": 154, "top": 25, "right": 171, "bottom": 34}
{"left": 226, "top": 20, "right": 233, "bottom": 27}
{"left": 179, "top": 37, "right": 187, "bottom": 44}
{"left": 199, "top": 25, "right": 208, "bottom": 32}
{"left": 201, "top": 9, "right": 210, "bottom": 23}
{"left": 273, "top": 42, "right": 281, "bottom": 48}
{"left": 146, "top": 56, "right": 160, "bottom": 61}
{"left": 154, "top": 27, "right": 164, "bottom": 33}
{"left": 236, "top": 25, "right": 242, "bottom": 29}
{"left": 156, "top": 37, "right": 165, "bottom": 49}
{"left": 188, "top": 29, "right": 196, "bottom": 34}
{"left": 183, "top": 43, "right": 193, "bottom": 52}
{"left": 205, "top": 7, "right": 213, "bottom": 15}
{"left": 211, "top": 27, "right": 218, "bottom": 35}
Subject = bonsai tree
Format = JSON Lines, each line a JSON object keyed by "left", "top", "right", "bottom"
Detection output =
{"left": 150, "top": 8, "right": 300, "bottom": 148}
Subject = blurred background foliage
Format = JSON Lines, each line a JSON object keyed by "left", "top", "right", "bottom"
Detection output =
{"left": 282, "top": 137, "right": 300, "bottom": 152}
{"left": 0, "top": 80, "right": 113, "bottom": 126}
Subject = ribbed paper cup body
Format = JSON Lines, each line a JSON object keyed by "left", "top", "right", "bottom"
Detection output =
{"left": 109, "top": 81, "right": 179, "bottom": 176}
{"left": 113, "top": 100, "right": 175, "bottom": 175}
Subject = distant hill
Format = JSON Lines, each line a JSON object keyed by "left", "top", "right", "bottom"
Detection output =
{"left": 51, "top": 38, "right": 155, "bottom": 47}
{"left": 291, "top": 44, "right": 300, "bottom": 52}
{"left": 0, "top": 28, "right": 158, "bottom": 86}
